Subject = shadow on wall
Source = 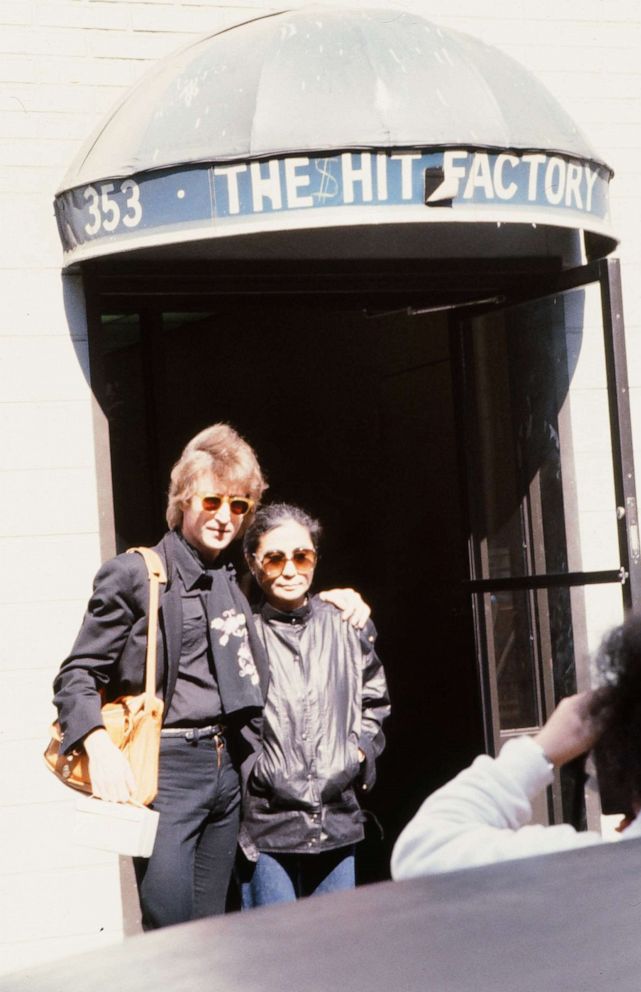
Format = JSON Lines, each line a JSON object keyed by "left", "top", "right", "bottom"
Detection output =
{"left": 62, "top": 272, "right": 91, "bottom": 383}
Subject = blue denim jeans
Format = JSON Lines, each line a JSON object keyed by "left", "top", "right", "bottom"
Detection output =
{"left": 241, "top": 846, "right": 355, "bottom": 908}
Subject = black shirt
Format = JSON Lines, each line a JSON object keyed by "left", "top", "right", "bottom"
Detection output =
{"left": 162, "top": 532, "right": 224, "bottom": 727}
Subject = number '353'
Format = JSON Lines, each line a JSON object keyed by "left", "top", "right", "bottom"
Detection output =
{"left": 83, "top": 180, "right": 142, "bottom": 235}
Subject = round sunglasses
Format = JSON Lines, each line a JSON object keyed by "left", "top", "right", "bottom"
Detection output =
{"left": 254, "top": 548, "right": 317, "bottom": 578}
{"left": 195, "top": 493, "right": 255, "bottom": 517}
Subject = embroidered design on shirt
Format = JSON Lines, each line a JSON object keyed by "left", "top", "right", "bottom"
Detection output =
{"left": 236, "top": 639, "right": 260, "bottom": 685}
{"left": 211, "top": 609, "right": 245, "bottom": 645}
{"left": 211, "top": 610, "right": 259, "bottom": 685}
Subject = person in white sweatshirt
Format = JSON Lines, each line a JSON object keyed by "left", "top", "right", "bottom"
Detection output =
{"left": 391, "top": 617, "right": 641, "bottom": 880}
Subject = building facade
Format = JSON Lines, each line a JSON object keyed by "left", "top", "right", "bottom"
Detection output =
{"left": 1, "top": 0, "right": 640, "bottom": 976}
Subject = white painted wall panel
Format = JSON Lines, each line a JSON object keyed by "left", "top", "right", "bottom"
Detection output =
{"left": 0, "top": 534, "right": 102, "bottom": 604}
{"left": 0, "top": 601, "right": 88, "bottom": 672}
{"left": 0, "top": 402, "right": 94, "bottom": 469}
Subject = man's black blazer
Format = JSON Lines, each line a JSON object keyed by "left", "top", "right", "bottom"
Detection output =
{"left": 53, "top": 531, "right": 268, "bottom": 760}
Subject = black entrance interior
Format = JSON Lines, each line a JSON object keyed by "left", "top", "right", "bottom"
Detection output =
{"left": 94, "top": 294, "right": 484, "bottom": 881}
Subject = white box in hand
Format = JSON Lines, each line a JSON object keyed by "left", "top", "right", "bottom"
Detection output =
{"left": 73, "top": 795, "right": 159, "bottom": 858}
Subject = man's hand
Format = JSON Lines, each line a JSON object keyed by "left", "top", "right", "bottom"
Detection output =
{"left": 319, "top": 588, "right": 371, "bottom": 628}
{"left": 533, "top": 692, "right": 601, "bottom": 768}
{"left": 84, "top": 728, "right": 137, "bottom": 803}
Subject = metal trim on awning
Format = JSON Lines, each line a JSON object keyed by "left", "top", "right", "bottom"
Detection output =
{"left": 55, "top": 7, "right": 616, "bottom": 267}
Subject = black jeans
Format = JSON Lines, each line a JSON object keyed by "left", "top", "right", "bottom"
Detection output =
{"left": 134, "top": 735, "right": 241, "bottom": 930}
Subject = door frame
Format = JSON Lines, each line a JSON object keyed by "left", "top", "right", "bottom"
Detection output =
{"left": 451, "top": 257, "right": 639, "bottom": 767}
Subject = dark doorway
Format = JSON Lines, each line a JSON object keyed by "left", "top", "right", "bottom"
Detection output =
{"left": 90, "top": 295, "right": 484, "bottom": 881}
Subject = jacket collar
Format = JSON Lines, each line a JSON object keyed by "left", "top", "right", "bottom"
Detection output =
{"left": 170, "top": 529, "right": 230, "bottom": 591}
{"left": 261, "top": 598, "right": 312, "bottom": 625}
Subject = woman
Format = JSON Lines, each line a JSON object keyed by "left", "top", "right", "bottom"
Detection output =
{"left": 239, "top": 503, "right": 390, "bottom": 906}
{"left": 53, "top": 426, "right": 368, "bottom": 929}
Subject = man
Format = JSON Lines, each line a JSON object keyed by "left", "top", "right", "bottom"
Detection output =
{"left": 391, "top": 616, "right": 641, "bottom": 880}
{"left": 53, "top": 423, "right": 368, "bottom": 929}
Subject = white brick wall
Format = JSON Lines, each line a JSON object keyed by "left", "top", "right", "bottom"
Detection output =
{"left": 0, "top": 2, "right": 273, "bottom": 976}
{"left": 1, "top": 0, "right": 640, "bottom": 977}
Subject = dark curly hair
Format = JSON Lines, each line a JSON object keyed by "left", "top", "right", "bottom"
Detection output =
{"left": 243, "top": 503, "right": 322, "bottom": 561}
{"left": 590, "top": 614, "right": 641, "bottom": 815}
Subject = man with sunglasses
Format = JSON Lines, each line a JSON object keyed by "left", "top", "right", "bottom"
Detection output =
{"left": 53, "top": 424, "right": 369, "bottom": 930}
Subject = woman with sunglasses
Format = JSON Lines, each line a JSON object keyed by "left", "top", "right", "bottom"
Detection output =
{"left": 239, "top": 503, "right": 390, "bottom": 906}
{"left": 53, "top": 426, "right": 369, "bottom": 930}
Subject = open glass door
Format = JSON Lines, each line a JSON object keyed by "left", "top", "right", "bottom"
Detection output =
{"left": 453, "top": 258, "right": 640, "bottom": 828}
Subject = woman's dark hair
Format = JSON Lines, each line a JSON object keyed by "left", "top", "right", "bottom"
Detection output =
{"left": 590, "top": 614, "right": 641, "bottom": 813}
{"left": 243, "top": 503, "right": 322, "bottom": 560}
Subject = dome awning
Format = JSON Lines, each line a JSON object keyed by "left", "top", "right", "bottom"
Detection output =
{"left": 55, "top": 6, "right": 616, "bottom": 267}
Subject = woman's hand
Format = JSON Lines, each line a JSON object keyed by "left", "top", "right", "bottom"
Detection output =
{"left": 83, "top": 728, "right": 137, "bottom": 803}
{"left": 533, "top": 692, "right": 601, "bottom": 767}
{"left": 319, "top": 588, "right": 371, "bottom": 628}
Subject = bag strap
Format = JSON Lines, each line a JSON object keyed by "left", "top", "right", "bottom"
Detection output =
{"left": 126, "top": 547, "right": 167, "bottom": 707}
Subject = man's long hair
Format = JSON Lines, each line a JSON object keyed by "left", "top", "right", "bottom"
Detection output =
{"left": 166, "top": 423, "right": 267, "bottom": 530}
